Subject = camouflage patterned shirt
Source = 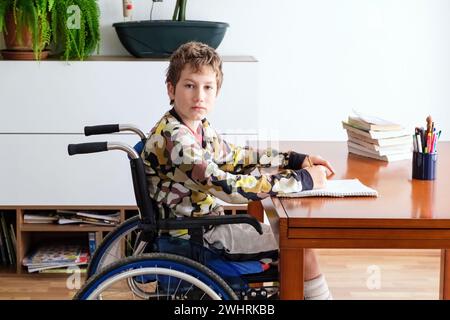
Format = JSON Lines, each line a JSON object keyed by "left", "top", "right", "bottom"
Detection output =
{"left": 142, "top": 108, "right": 313, "bottom": 219}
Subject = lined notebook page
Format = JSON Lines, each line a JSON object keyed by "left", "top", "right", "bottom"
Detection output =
{"left": 277, "top": 179, "right": 378, "bottom": 198}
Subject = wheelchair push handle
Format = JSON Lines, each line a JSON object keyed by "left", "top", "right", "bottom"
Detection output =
{"left": 84, "top": 124, "right": 120, "bottom": 136}
{"left": 68, "top": 142, "right": 108, "bottom": 156}
{"left": 84, "top": 124, "right": 146, "bottom": 140}
{"left": 68, "top": 142, "right": 140, "bottom": 160}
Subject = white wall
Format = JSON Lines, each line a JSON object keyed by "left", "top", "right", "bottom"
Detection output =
{"left": 97, "top": 0, "right": 450, "bottom": 141}
{"left": 2, "top": 0, "right": 449, "bottom": 140}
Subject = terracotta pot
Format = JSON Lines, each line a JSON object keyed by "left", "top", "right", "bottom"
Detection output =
{"left": 0, "top": 50, "right": 49, "bottom": 60}
{"left": 1, "top": 10, "right": 49, "bottom": 60}
{"left": 3, "top": 10, "right": 33, "bottom": 50}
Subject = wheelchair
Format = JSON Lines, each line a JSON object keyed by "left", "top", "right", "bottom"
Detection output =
{"left": 68, "top": 124, "right": 279, "bottom": 300}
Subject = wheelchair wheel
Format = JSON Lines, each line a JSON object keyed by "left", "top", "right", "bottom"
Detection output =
{"left": 75, "top": 253, "right": 238, "bottom": 300}
{"left": 87, "top": 215, "right": 144, "bottom": 277}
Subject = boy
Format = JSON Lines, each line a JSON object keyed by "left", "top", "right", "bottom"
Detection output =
{"left": 143, "top": 42, "right": 334, "bottom": 300}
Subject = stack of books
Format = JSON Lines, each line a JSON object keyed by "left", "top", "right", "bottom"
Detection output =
{"left": 342, "top": 114, "right": 412, "bottom": 162}
{"left": 22, "top": 244, "right": 89, "bottom": 273}
{"left": 55, "top": 210, "right": 120, "bottom": 226}
{"left": 23, "top": 210, "right": 120, "bottom": 226}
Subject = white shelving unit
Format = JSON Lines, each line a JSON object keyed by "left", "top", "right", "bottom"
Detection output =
{"left": 0, "top": 56, "right": 257, "bottom": 274}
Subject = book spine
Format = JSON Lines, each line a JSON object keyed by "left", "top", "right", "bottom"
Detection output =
{"left": 0, "top": 213, "right": 13, "bottom": 265}
{"left": 8, "top": 222, "right": 16, "bottom": 266}
{"left": 0, "top": 216, "right": 7, "bottom": 265}
{"left": 88, "top": 232, "right": 97, "bottom": 256}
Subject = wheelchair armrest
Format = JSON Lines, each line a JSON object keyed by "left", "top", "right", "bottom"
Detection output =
{"left": 157, "top": 214, "right": 263, "bottom": 235}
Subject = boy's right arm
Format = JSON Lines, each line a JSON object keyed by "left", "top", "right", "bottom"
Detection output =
{"left": 215, "top": 134, "right": 308, "bottom": 174}
{"left": 167, "top": 127, "right": 315, "bottom": 204}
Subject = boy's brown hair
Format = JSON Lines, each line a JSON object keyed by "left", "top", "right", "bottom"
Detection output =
{"left": 166, "top": 41, "right": 223, "bottom": 105}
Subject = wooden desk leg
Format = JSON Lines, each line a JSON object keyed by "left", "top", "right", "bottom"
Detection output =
{"left": 247, "top": 200, "right": 264, "bottom": 222}
{"left": 440, "top": 249, "right": 450, "bottom": 300}
{"left": 279, "top": 248, "right": 305, "bottom": 300}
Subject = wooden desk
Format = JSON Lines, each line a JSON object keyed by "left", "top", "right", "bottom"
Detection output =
{"left": 257, "top": 141, "right": 450, "bottom": 300}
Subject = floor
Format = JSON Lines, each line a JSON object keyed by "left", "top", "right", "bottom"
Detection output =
{"left": 316, "top": 249, "right": 440, "bottom": 300}
{"left": 0, "top": 249, "right": 441, "bottom": 300}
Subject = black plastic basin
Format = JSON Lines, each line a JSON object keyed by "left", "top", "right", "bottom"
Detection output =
{"left": 113, "top": 20, "right": 229, "bottom": 58}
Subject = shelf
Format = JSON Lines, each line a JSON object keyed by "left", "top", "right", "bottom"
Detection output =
{"left": 0, "top": 203, "right": 251, "bottom": 275}
{"left": 1, "top": 205, "right": 136, "bottom": 210}
{"left": 0, "top": 265, "right": 16, "bottom": 274}
{"left": 21, "top": 224, "right": 118, "bottom": 232}
{"left": 0, "top": 55, "right": 258, "bottom": 63}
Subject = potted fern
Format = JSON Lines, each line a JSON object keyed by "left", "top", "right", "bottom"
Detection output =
{"left": 0, "top": 0, "right": 52, "bottom": 60}
{"left": 51, "top": 0, "right": 101, "bottom": 60}
{"left": 0, "top": 0, "right": 100, "bottom": 60}
{"left": 113, "top": 0, "right": 229, "bottom": 58}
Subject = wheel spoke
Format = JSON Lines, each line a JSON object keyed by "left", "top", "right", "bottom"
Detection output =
{"left": 167, "top": 267, "right": 171, "bottom": 300}
{"left": 173, "top": 278, "right": 183, "bottom": 299}
{"left": 156, "top": 265, "right": 159, "bottom": 300}
{"left": 184, "top": 282, "right": 195, "bottom": 298}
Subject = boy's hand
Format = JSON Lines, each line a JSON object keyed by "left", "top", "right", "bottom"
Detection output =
{"left": 302, "top": 154, "right": 335, "bottom": 177}
{"left": 304, "top": 165, "right": 328, "bottom": 189}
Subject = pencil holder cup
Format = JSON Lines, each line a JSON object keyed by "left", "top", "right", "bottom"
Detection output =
{"left": 412, "top": 152, "right": 437, "bottom": 180}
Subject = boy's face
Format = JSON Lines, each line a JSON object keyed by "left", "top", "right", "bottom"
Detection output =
{"left": 167, "top": 64, "right": 218, "bottom": 130}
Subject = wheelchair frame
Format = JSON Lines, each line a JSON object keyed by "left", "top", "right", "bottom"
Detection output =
{"left": 68, "top": 124, "right": 279, "bottom": 300}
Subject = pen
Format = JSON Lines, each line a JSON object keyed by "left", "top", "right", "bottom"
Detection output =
{"left": 425, "top": 132, "right": 431, "bottom": 153}
{"left": 430, "top": 132, "right": 436, "bottom": 153}
{"left": 416, "top": 133, "right": 422, "bottom": 153}
{"left": 433, "top": 130, "right": 441, "bottom": 153}
{"left": 413, "top": 128, "right": 419, "bottom": 152}
{"left": 419, "top": 127, "right": 425, "bottom": 152}
{"left": 434, "top": 132, "right": 438, "bottom": 152}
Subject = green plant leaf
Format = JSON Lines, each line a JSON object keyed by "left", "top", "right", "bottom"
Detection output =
{"left": 172, "top": 0, "right": 180, "bottom": 21}
{"left": 0, "top": 0, "right": 100, "bottom": 60}
{"left": 179, "top": 0, "right": 187, "bottom": 21}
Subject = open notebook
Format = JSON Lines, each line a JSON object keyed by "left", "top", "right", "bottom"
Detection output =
{"left": 277, "top": 179, "right": 378, "bottom": 198}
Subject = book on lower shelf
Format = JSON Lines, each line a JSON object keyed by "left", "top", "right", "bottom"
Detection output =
{"left": 343, "top": 112, "right": 412, "bottom": 162}
{"left": 23, "top": 212, "right": 58, "bottom": 224}
{"left": 88, "top": 232, "right": 97, "bottom": 256}
{"left": 38, "top": 267, "right": 87, "bottom": 274}
{"left": 22, "top": 243, "right": 89, "bottom": 273}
